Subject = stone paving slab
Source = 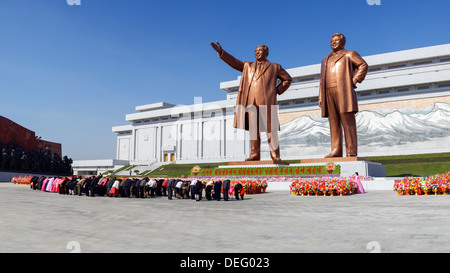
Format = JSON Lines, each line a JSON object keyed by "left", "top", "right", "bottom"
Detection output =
{"left": 1, "top": 183, "right": 450, "bottom": 253}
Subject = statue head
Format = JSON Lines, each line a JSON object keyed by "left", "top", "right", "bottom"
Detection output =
{"left": 330, "top": 33, "right": 346, "bottom": 52}
{"left": 255, "top": 44, "right": 269, "bottom": 62}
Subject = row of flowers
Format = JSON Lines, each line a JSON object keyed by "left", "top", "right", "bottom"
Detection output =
{"left": 289, "top": 177, "right": 359, "bottom": 196}
{"left": 393, "top": 172, "right": 450, "bottom": 195}
{"left": 10, "top": 175, "right": 33, "bottom": 185}
{"left": 229, "top": 179, "right": 267, "bottom": 194}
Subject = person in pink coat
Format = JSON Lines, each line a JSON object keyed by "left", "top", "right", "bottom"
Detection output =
{"left": 41, "top": 177, "right": 49, "bottom": 191}
{"left": 354, "top": 172, "right": 365, "bottom": 194}
{"left": 45, "top": 177, "right": 54, "bottom": 192}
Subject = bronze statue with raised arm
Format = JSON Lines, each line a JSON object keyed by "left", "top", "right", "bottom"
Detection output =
{"left": 318, "top": 33, "right": 368, "bottom": 158}
{"left": 210, "top": 41, "right": 292, "bottom": 163}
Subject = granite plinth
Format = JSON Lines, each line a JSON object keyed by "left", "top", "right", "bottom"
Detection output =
{"left": 224, "top": 158, "right": 385, "bottom": 178}
{"left": 300, "top": 157, "right": 371, "bottom": 163}
{"left": 228, "top": 160, "right": 290, "bottom": 166}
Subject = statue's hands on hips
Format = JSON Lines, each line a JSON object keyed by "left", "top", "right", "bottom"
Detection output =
{"left": 210, "top": 41, "right": 223, "bottom": 54}
{"left": 352, "top": 77, "right": 358, "bottom": 88}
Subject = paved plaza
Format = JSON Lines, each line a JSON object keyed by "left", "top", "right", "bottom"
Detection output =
{"left": 1, "top": 182, "right": 450, "bottom": 253}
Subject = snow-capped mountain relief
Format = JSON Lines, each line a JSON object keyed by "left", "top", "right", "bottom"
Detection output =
{"left": 278, "top": 102, "right": 450, "bottom": 147}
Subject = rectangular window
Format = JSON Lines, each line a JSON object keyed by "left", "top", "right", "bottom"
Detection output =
{"left": 388, "top": 63, "right": 407, "bottom": 69}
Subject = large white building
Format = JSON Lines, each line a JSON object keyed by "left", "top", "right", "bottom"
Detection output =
{"left": 73, "top": 43, "right": 450, "bottom": 175}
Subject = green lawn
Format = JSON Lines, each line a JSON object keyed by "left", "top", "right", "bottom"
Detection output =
{"left": 367, "top": 153, "right": 450, "bottom": 177}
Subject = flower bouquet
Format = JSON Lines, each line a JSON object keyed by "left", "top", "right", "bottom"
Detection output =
{"left": 289, "top": 177, "right": 358, "bottom": 196}
{"left": 11, "top": 175, "right": 32, "bottom": 185}
{"left": 393, "top": 172, "right": 449, "bottom": 196}
{"left": 325, "top": 162, "right": 337, "bottom": 174}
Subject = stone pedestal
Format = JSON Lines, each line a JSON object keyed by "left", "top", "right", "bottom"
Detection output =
{"left": 224, "top": 157, "right": 385, "bottom": 177}
{"left": 228, "top": 160, "right": 290, "bottom": 166}
{"left": 300, "top": 157, "right": 371, "bottom": 163}
{"left": 300, "top": 157, "right": 386, "bottom": 177}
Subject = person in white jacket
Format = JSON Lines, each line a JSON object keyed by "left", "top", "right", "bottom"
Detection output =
{"left": 175, "top": 180, "right": 183, "bottom": 198}
{"left": 190, "top": 180, "right": 198, "bottom": 200}
{"left": 147, "top": 178, "right": 157, "bottom": 197}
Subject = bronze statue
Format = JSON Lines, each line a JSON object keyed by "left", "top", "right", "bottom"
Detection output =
{"left": 319, "top": 33, "right": 368, "bottom": 157}
{"left": 210, "top": 41, "right": 292, "bottom": 163}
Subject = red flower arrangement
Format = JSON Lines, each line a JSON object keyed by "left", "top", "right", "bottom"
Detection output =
{"left": 394, "top": 172, "right": 449, "bottom": 196}
{"left": 228, "top": 179, "right": 268, "bottom": 195}
{"left": 10, "top": 176, "right": 33, "bottom": 185}
{"left": 289, "top": 177, "right": 358, "bottom": 196}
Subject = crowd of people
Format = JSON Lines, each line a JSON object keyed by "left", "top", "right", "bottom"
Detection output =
{"left": 0, "top": 142, "right": 73, "bottom": 175}
{"left": 28, "top": 175, "right": 247, "bottom": 201}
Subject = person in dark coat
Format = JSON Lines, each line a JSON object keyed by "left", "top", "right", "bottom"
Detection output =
{"left": 36, "top": 176, "right": 45, "bottom": 191}
{"left": 234, "top": 182, "right": 244, "bottom": 200}
{"left": 30, "top": 176, "right": 38, "bottom": 190}
{"left": 167, "top": 178, "right": 175, "bottom": 200}
{"left": 156, "top": 179, "right": 163, "bottom": 196}
{"left": 83, "top": 177, "right": 93, "bottom": 196}
{"left": 133, "top": 178, "right": 141, "bottom": 198}
{"left": 89, "top": 175, "right": 100, "bottom": 197}
{"left": 205, "top": 180, "right": 214, "bottom": 200}
{"left": 214, "top": 180, "right": 222, "bottom": 201}
{"left": 194, "top": 180, "right": 204, "bottom": 201}
{"left": 124, "top": 178, "right": 133, "bottom": 197}
{"left": 67, "top": 177, "right": 77, "bottom": 195}
{"left": 222, "top": 179, "right": 231, "bottom": 201}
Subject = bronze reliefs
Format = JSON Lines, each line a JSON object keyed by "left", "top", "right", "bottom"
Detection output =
{"left": 210, "top": 42, "right": 292, "bottom": 163}
{"left": 319, "top": 33, "right": 368, "bottom": 157}
{"left": 211, "top": 33, "right": 368, "bottom": 161}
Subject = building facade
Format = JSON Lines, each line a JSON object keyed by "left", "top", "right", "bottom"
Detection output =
{"left": 112, "top": 43, "right": 450, "bottom": 166}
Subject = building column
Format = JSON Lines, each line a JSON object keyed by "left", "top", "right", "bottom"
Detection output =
{"left": 131, "top": 128, "right": 136, "bottom": 162}
{"left": 176, "top": 122, "right": 181, "bottom": 161}
{"left": 221, "top": 112, "right": 225, "bottom": 159}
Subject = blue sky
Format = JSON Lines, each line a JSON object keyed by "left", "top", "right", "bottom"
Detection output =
{"left": 0, "top": 0, "right": 449, "bottom": 160}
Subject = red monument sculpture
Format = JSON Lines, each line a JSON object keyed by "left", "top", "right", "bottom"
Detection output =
{"left": 0, "top": 115, "right": 61, "bottom": 155}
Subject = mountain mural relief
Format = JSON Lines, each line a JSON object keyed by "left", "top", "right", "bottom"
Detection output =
{"left": 260, "top": 102, "right": 450, "bottom": 158}
{"left": 356, "top": 102, "right": 450, "bottom": 146}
